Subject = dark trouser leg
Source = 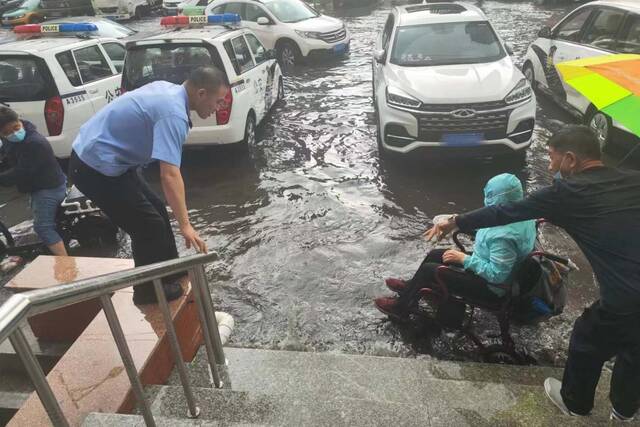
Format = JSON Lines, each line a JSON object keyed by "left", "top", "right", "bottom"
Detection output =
{"left": 560, "top": 305, "right": 610, "bottom": 415}
{"left": 397, "top": 249, "right": 446, "bottom": 308}
{"left": 610, "top": 345, "right": 640, "bottom": 418}
{"left": 560, "top": 302, "right": 640, "bottom": 416}
{"left": 69, "top": 152, "right": 178, "bottom": 268}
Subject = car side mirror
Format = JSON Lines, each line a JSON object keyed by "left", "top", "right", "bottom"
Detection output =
{"left": 257, "top": 16, "right": 271, "bottom": 25}
{"left": 504, "top": 42, "right": 514, "bottom": 56}
{"left": 374, "top": 49, "right": 386, "bottom": 64}
{"left": 538, "top": 26, "right": 551, "bottom": 39}
{"left": 266, "top": 49, "right": 276, "bottom": 60}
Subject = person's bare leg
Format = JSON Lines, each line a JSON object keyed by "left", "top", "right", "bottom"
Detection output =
{"left": 47, "top": 241, "right": 68, "bottom": 256}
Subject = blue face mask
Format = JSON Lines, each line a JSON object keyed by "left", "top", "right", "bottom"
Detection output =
{"left": 6, "top": 127, "right": 26, "bottom": 143}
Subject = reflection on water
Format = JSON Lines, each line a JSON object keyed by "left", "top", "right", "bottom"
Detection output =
{"left": 0, "top": 1, "right": 633, "bottom": 365}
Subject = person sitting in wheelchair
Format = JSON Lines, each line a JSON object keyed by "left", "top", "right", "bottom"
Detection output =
{"left": 375, "top": 173, "right": 536, "bottom": 320}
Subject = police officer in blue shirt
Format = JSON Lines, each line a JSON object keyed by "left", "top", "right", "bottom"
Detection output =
{"left": 69, "top": 67, "right": 229, "bottom": 305}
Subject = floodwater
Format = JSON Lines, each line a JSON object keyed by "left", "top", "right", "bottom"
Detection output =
{"left": 0, "top": 0, "right": 636, "bottom": 366}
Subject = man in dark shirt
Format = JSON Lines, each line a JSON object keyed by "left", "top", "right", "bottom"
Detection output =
{"left": 0, "top": 107, "right": 68, "bottom": 256}
{"left": 426, "top": 126, "right": 640, "bottom": 422}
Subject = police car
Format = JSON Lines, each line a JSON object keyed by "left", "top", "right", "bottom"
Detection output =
{"left": 0, "top": 23, "right": 127, "bottom": 158}
{"left": 121, "top": 13, "right": 284, "bottom": 147}
{"left": 523, "top": 0, "right": 639, "bottom": 148}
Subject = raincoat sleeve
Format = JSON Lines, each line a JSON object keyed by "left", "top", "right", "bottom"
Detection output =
{"left": 456, "top": 184, "right": 563, "bottom": 232}
{"left": 463, "top": 236, "right": 518, "bottom": 284}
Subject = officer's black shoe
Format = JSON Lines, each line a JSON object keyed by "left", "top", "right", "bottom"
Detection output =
{"left": 133, "top": 282, "right": 184, "bottom": 305}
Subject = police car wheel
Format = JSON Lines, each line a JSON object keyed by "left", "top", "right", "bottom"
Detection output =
{"left": 522, "top": 62, "right": 536, "bottom": 90}
{"left": 244, "top": 114, "right": 256, "bottom": 146}
{"left": 277, "top": 78, "right": 285, "bottom": 102}
{"left": 587, "top": 109, "right": 611, "bottom": 151}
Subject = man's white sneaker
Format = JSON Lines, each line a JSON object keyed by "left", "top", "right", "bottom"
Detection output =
{"left": 610, "top": 408, "right": 635, "bottom": 422}
{"left": 544, "top": 378, "right": 584, "bottom": 417}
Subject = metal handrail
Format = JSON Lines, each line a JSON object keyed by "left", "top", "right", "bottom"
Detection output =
{"left": 0, "top": 252, "right": 227, "bottom": 427}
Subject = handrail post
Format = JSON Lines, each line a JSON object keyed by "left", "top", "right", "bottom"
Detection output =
{"left": 9, "top": 327, "right": 70, "bottom": 427}
{"left": 99, "top": 295, "right": 156, "bottom": 427}
{"left": 152, "top": 279, "right": 200, "bottom": 418}
{"left": 193, "top": 264, "right": 226, "bottom": 364}
{"left": 189, "top": 266, "right": 223, "bottom": 388}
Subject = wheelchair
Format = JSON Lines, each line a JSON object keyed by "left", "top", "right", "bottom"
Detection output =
{"left": 404, "top": 221, "right": 570, "bottom": 364}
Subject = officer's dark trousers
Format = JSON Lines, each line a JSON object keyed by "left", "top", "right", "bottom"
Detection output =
{"left": 561, "top": 301, "right": 640, "bottom": 417}
{"left": 68, "top": 151, "right": 179, "bottom": 271}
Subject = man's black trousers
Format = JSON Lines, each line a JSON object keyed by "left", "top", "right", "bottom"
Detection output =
{"left": 561, "top": 301, "right": 640, "bottom": 418}
{"left": 69, "top": 151, "right": 179, "bottom": 270}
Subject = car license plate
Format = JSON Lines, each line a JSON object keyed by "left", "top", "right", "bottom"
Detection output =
{"left": 441, "top": 132, "right": 484, "bottom": 146}
{"left": 333, "top": 43, "right": 347, "bottom": 53}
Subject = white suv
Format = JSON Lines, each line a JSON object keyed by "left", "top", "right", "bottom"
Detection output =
{"left": 523, "top": 0, "right": 639, "bottom": 149}
{"left": 0, "top": 23, "right": 127, "bottom": 158}
{"left": 205, "top": 0, "right": 350, "bottom": 67}
{"left": 122, "top": 14, "right": 284, "bottom": 147}
{"left": 373, "top": 2, "right": 536, "bottom": 158}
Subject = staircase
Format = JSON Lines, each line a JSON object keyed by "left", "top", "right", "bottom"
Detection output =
{"left": 81, "top": 347, "right": 620, "bottom": 427}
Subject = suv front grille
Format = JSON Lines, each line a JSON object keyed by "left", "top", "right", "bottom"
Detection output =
{"left": 319, "top": 28, "right": 346, "bottom": 43}
{"left": 417, "top": 110, "right": 511, "bottom": 141}
{"left": 418, "top": 100, "right": 507, "bottom": 113}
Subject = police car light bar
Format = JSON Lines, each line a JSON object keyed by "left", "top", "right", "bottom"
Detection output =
{"left": 160, "top": 13, "right": 241, "bottom": 27}
{"left": 14, "top": 23, "right": 99, "bottom": 34}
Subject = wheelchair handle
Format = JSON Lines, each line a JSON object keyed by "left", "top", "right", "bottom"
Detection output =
{"left": 531, "top": 251, "right": 570, "bottom": 266}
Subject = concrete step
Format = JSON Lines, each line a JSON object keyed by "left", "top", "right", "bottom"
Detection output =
{"left": 150, "top": 380, "right": 613, "bottom": 427}
{"left": 0, "top": 372, "right": 32, "bottom": 426}
{"left": 0, "top": 335, "right": 69, "bottom": 376}
{"left": 82, "top": 412, "right": 269, "bottom": 426}
{"left": 162, "top": 347, "right": 621, "bottom": 426}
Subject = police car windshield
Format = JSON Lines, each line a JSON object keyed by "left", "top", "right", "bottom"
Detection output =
{"left": 390, "top": 21, "right": 505, "bottom": 67}
{"left": 123, "top": 44, "right": 224, "bottom": 90}
{"left": 263, "top": 0, "right": 318, "bottom": 23}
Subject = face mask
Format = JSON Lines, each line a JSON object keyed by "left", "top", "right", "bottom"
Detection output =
{"left": 6, "top": 127, "right": 25, "bottom": 143}
{"left": 554, "top": 154, "right": 569, "bottom": 180}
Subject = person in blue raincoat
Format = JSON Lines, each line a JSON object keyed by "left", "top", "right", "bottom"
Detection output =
{"left": 374, "top": 173, "right": 536, "bottom": 319}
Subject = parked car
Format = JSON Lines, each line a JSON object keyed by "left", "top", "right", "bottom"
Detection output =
{"left": 1, "top": 0, "right": 43, "bottom": 26}
{"left": 523, "top": 0, "right": 639, "bottom": 149}
{"left": 0, "top": 0, "right": 23, "bottom": 16}
{"left": 372, "top": 2, "right": 535, "bottom": 158}
{"left": 39, "top": 0, "right": 94, "bottom": 18}
{"left": 205, "top": 0, "right": 350, "bottom": 67}
{"left": 122, "top": 14, "right": 284, "bottom": 147}
{"left": 0, "top": 23, "right": 128, "bottom": 158}
{"left": 94, "top": 0, "right": 163, "bottom": 20}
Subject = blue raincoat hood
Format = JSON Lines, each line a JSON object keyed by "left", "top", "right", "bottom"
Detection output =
{"left": 484, "top": 173, "right": 524, "bottom": 206}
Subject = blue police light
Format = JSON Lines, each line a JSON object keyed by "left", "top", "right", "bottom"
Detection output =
{"left": 207, "top": 13, "right": 241, "bottom": 24}
{"left": 58, "top": 23, "right": 99, "bottom": 32}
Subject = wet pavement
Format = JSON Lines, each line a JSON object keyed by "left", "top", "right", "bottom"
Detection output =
{"left": 1, "top": 1, "right": 638, "bottom": 366}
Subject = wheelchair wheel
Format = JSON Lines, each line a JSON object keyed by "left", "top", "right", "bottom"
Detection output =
{"left": 481, "top": 344, "right": 520, "bottom": 365}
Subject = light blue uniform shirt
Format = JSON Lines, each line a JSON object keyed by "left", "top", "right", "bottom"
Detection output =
{"left": 73, "top": 81, "right": 190, "bottom": 177}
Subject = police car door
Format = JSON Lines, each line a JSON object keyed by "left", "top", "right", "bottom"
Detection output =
{"left": 71, "top": 42, "right": 122, "bottom": 113}
{"left": 230, "top": 34, "right": 265, "bottom": 122}
{"left": 244, "top": 32, "right": 274, "bottom": 119}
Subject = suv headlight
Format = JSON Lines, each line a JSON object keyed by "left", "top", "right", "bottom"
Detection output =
{"left": 505, "top": 79, "right": 532, "bottom": 105}
{"left": 295, "top": 30, "right": 322, "bottom": 39}
{"left": 386, "top": 86, "right": 421, "bottom": 109}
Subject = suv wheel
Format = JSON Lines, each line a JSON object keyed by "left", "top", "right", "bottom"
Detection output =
{"left": 278, "top": 41, "right": 300, "bottom": 69}
{"left": 587, "top": 109, "right": 611, "bottom": 151}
